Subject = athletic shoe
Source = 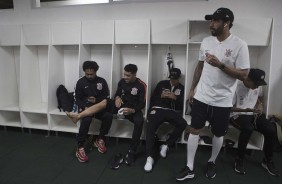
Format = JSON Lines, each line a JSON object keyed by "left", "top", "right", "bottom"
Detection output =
{"left": 124, "top": 150, "right": 135, "bottom": 166}
{"left": 76, "top": 147, "right": 88, "bottom": 163}
{"left": 94, "top": 138, "right": 107, "bottom": 153}
{"left": 144, "top": 156, "right": 154, "bottom": 172}
{"left": 234, "top": 158, "right": 246, "bottom": 174}
{"left": 111, "top": 153, "right": 124, "bottom": 169}
{"left": 261, "top": 158, "right": 279, "bottom": 176}
{"left": 206, "top": 161, "right": 216, "bottom": 178}
{"left": 175, "top": 166, "right": 195, "bottom": 181}
{"left": 160, "top": 144, "right": 169, "bottom": 158}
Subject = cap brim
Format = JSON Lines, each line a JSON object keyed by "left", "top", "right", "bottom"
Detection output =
{"left": 255, "top": 80, "right": 267, "bottom": 86}
{"left": 205, "top": 14, "right": 213, "bottom": 20}
{"left": 169, "top": 76, "right": 180, "bottom": 80}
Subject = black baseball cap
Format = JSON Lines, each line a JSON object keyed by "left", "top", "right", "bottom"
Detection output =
{"left": 248, "top": 68, "right": 267, "bottom": 86}
{"left": 205, "top": 7, "right": 234, "bottom": 23}
{"left": 169, "top": 68, "right": 181, "bottom": 79}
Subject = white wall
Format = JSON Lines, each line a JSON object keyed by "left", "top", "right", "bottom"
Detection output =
{"left": 1, "top": 0, "right": 282, "bottom": 115}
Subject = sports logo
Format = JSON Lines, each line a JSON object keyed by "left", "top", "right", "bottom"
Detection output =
{"left": 97, "top": 83, "right": 103, "bottom": 90}
{"left": 174, "top": 89, "right": 181, "bottom": 96}
{"left": 225, "top": 49, "right": 232, "bottom": 57}
{"left": 131, "top": 87, "right": 138, "bottom": 95}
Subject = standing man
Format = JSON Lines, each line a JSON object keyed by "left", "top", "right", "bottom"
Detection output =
{"left": 230, "top": 68, "right": 279, "bottom": 176}
{"left": 114, "top": 64, "right": 147, "bottom": 166}
{"left": 144, "top": 68, "right": 187, "bottom": 172}
{"left": 176, "top": 7, "right": 250, "bottom": 180}
{"left": 74, "top": 61, "right": 113, "bottom": 163}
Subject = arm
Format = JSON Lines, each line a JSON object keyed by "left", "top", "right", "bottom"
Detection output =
{"left": 174, "top": 85, "right": 184, "bottom": 110}
{"left": 123, "top": 80, "right": 146, "bottom": 115}
{"left": 114, "top": 80, "right": 123, "bottom": 108}
{"left": 95, "top": 78, "right": 110, "bottom": 103}
{"left": 205, "top": 53, "right": 248, "bottom": 81}
{"left": 75, "top": 80, "right": 88, "bottom": 110}
{"left": 254, "top": 96, "right": 264, "bottom": 115}
{"left": 188, "top": 61, "right": 204, "bottom": 103}
{"left": 134, "top": 80, "right": 146, "bottom": 112}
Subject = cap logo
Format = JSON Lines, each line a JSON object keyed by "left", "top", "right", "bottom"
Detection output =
{"left": 261, "top": 75, "right": 264, "bottom": 79}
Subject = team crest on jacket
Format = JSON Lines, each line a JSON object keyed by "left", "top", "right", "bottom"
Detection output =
{"left": 97, "top": 83, "right": 102, "bottom": 90}
{"left": 225, "top": 49, "right": 232, "bottom": 57}
{"left": 131, "top": 87, "right": 138, "bottom": 95}
{"left": 174, "top": 89, "right": 181, "bottom": 95}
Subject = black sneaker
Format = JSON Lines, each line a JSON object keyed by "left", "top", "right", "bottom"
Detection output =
{"left": 124, "top": 150, "right": 135, "bottom": 166}
{"left": 111, "top": 153, "right": 124, "bottom": 169}
{"left": 261, "top": 158, "right": 279, "bottom": 176}
{"left": 234, "top": 158, "right": 246, "bottom": 174}
{"left": 206, "top": 161, "right": 216, "bottom": 178}
{"left": 176, "top": 166, "right": 195, "bottom": 181}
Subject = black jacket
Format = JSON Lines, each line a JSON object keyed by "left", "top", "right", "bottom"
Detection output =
{"left": 150, "top": 80, "right": 184, "bottom": 111}
{"left": 114, "top": 78, "right": 146, "bottom": 112}
{"left": 75, "top": 76, "right": 110, "bottom": 110}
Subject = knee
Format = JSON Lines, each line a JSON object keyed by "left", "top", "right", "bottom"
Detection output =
{"left": 190, "top": 127, "right": 201, "bottom": 135}
{"left": 180, "top": 120, "right": 187, "bottom": 130}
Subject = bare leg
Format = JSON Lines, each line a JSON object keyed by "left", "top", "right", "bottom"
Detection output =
{"left": 66, "top": 99, "right": 107, "bottom": 123}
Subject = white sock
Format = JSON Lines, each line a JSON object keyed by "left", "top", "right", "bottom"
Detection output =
{"left": 186, "top": 134, "right": 199, "bottom": 170}
{"left": 208, "top": 135, "right": 223, "bottom": 163}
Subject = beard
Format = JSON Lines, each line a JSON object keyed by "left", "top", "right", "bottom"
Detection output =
{"left": 210, "top": 26, "right": 224, "bottom": 37}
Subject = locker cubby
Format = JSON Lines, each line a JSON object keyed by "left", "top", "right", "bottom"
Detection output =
{"left": 150, "top": 44, "right": 188, "bottom": 142}
{"left": 21, "top": 112, "right": 48, "bottom": 130}
{"left": 48, "top": 45, "right": 79, "bottom": 115}
{"left": 189, "top": 21, "right": 210, "bottom": 44}
{"left": 49, "top": 114, "right": 78, "bottom": 133}
{"left": 0, "top": 110, "right": 21, "bottom": 127}
{"left": 0, "top": 46, "right": 20, "bottom": 111}
{"left": 20, "top": 45, "right": 48, "bottom": 113}
{"left": 113, "top": 44, "right": 150, "bottom": 112}
{"left": 79, "top": 44, "right": 113, "bottom": 95}
{"left": 150, "top": 44, "right": 187, "bottom": 90}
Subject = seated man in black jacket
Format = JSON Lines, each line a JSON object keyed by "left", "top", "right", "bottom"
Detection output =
{"left": 67, "top": 61, "right": 113, "bottom": 163}
{"left": 113, "top": 64, "right": 147, "bottom": 166}
{"left": 144, "top": 68, "right": 187, "bottom": 172}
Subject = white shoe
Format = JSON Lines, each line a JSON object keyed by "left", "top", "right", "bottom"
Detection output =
{"left": 144, "top": 156, "right": 154, "bottom": 172}
{"left": 160, "top": 144, "right": 169, "bottom": 158}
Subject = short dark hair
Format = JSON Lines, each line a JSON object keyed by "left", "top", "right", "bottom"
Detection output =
{"left": 82, "top": 61, "right": 99, "bottom": 72}
{"left": 124, "top": 64, "right": 138, "bottom": 74}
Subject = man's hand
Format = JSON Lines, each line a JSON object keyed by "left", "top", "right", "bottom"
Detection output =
{"left": 123, "top": 108, "right": 135, "bottom": 115}
{"left": 115, "top": 96, "right": 123, "bottom": 108}
{"left": 161, "top": 90, "right": 176, "bottom": 100}
{"left": 205, "top": 53, "right": 222, "bottom": 68}
{"left": 188, "top": 90, "right": 195, "bottom": 104}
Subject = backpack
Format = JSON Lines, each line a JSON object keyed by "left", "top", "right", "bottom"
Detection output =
{"left": 269, "top": 115, "right": 282, "bottom": 151}
{"left": 56, "top": 85, "right": 74, "bottom": 112}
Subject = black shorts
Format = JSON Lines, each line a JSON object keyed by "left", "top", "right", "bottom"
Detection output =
{"left": 191, "top": 99, "right": 231, "bottom": 137}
